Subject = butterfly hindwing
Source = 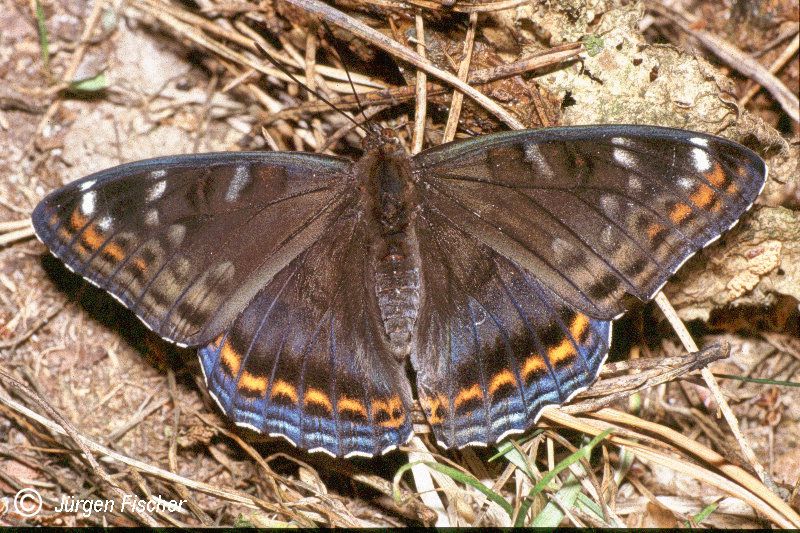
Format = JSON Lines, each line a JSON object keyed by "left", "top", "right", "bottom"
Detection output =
{"left": 414, "top": 125, "right": 767, "bottom": 320}
{"left": 32, "top": 152, "right": 353, "bottom": 346}
{"left": 199, "top": 200, "right": 414, "bottom": 457}
{"left": 414, "top": 202, "right": 610, "bottom": 448}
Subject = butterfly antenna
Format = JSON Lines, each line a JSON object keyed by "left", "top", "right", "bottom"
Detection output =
{"left": 253, "top": 41, "right": 366, "bottom": 135}
{"left": 320, "top": 20, "right": 371, "bottom": 126}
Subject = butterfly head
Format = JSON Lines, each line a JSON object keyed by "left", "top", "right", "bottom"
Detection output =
{"left": 362, "top": 124, "right": 406, "bottom": 158}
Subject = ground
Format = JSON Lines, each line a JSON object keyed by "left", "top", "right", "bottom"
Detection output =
{"left": 0, "top": 0, "right": 798, "bottom": 527}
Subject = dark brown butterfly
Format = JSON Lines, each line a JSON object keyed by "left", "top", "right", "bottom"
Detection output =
{"left": 32, "top": 123, "right": 766, "bottom": 457}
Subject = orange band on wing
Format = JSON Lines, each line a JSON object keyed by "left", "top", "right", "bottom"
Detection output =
{"left": 488, "top": 369, "right": 517, "bottom": 395}
{"left": 690, "top": 183, "right": 715, "bottom": 209}
{"left": 79, "top": 224, "right": 105, "bottom": 252}
{"left": 454, "top": 383, "right": 483, "bottom": 408}
{"left": 304, "top": 387, "right": 333, "bottom": 412}
{"left": 239, "top": 371, "right": 268, "bottom": 396}
{"left": 669, "top": 202, "right": 692, "bottom": 224}
{"left": 338, "top": 396, "right": 368, "bottom": 418}
{"left": 220, "top": 341, "right": 241, "bottom": 376}
{"left": 271, "top": 379, "right": 298, "bottom": 403}
{"left": 548, "top": 337, "right": 576, "bottom": 364}
{"left": 373, "top": 395, "right": 405, "bottom": 428}
{"left": 522, "top": 353, "right": 546, "bottom": 379}
{"left": 705, "top": 162, "right": 727, "bottom": 187}
{"left": 422, "top": 393, "right": 448, "bottom": 424}
{"left": 570, "top": 313, "right": 589, "bottom": 340}
{"left": 647, "top": 223, "right": 664, "bottom": 240}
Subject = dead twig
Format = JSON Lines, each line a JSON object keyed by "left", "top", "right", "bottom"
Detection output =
{"left": 284, "top": 0, "right": 524, "bottom": 129}
{"left": 262, "top": 44, "right": 581, "bottom": 124}
{"left": 0, "top": 367, "right": 159, "bottom": 526}
{"left": 654, "top": 292, "right": 777, "bottom": 494}
{"left": 739, "top": 33, "right": 800, "bottom": 108}
{"left": 411, "top": 13, "right": 427, "bottom": 155}
{"left": 442, "top": 11, "right": 478, "bottom": 143}
{"left": 563, "top": 344, "right": 730, "bottom": 414}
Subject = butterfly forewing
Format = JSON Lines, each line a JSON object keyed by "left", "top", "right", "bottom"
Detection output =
{"left": 32, "top": 152, "right": 353, "bottom": 346}
{"left": 414, "top": 125, "right": 767, "bottom": 320}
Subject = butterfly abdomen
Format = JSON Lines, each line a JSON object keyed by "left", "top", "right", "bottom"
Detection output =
{"left": 374, "top": 253, "right": 421, "bottom": 358}
{"left": 358, "top": 137, "right": 423, "bottom": 359}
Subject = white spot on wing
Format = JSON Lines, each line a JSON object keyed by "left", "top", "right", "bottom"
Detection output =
{"left": 147, "top": 180, "right": 167, "bottom": 202}
{"left": 600, "top": 195, "right": 619, "bottom": 216}
{"left": 613, "top": 147, "right": 635, "bottom": 167}
{"left": 601, "top": 225, "right": 616, "bottom": 248}
{"left": 691, "top": 147, "right": 712, "bottom": 172}
{"left": 551, "top": 237, "right": 573, "bottom": 258}
{"left": 80, "top": 191, "right": 97, "bottom": 215}
{"left": 167, "top": 224, "right": 186, "bottom": 247}
{"left": 97, "top": 215, "right": 112, "bottom": 231}
{"left": 611, "top": 136, "right": 633, "bottom": 147}
{"left": 523, "top": 142, "right": 554, "bottom": 179}
{"left": 689, "top": 137, "right": 709, "bottom": 147}
{"left": 496, "top": 427, "right": 525, "bottom": 444}
{"left": 269, "top": 432, "right": 298, "bottom": 446}
{"left": 344, "top": 450, "right": 374, "bottom": 459}
{"left": 225, "top": 164, "right": 251, "bottom": 202}
{"left": 79, "top": 179, "right": 96, "bottom": 191}
{"left": 236, "top": 421, "right": 261, "bottom": 433}
{"left": 150, "top": 169, "right": 167, "bottom": 179}
{"left": 144, "top": 208, "right": 159, "bottom": 226}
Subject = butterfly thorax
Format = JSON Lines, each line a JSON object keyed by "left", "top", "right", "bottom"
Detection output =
{"left": 357, "top": 129, "right": 422, "bottom": 360}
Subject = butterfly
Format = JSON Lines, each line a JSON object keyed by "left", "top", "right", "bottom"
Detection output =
{"left": 32, "top": 123, "right": 766, "bottom": 458}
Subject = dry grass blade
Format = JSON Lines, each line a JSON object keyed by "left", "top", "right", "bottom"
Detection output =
{"left": 0, "top": 220, "right": 34, "bottom": 246}
{"left": 284, "top": 0, "right": 525, "bottom": 129}
{"left": 3, "top": 0, "right": 792, "bottom": 527}
{"left": 544, "top": 409, "right": 800, "bottom": 528}
{"left": 0, "top": 367, "right": 297, "bottom": 518}
{"left": 0, "top": 367, "right": 159, "bottom": 526}
{"left": 562, "top": 344, "right": 730, "bottom": 415}
{"left": 367, "top": 0, "right": 529, "bottom": 12}
{"left": 654, "top": 292, "right": 774, "bottom": 493}
{"left": 739, "top": 33, "right": 800, "bottom": 108}
{"left": 442, "top": 12, "right": 478, "bottom": 143}
{"left": 262, "top": 44, "right": 581, "bottom": 124}
{"left": 411, "top": 14, "right": 427, "bottom": 155}
{"left": 406, "top": 437, "right": 449, "bottom": 526}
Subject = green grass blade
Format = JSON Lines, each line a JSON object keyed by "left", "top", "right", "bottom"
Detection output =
{"left": 530, "top": 474, "right": 582, "bottom": 527}
{"left": 69, "top": 72, "right": 109, "bottom": 92}
{"left": 687, "top": 501, "right": 719, "bottom": 527}
{"left": 715, "top": 374, "right": 800, "bottom": 388}
{"left": 394, "top": 460, "right": 513, "bottom": 517}
{"left": 514, "top": 429, "right": 613, "bottom": 526}
{"left": 35, "top": 0, "right": 50, "bottom": 72}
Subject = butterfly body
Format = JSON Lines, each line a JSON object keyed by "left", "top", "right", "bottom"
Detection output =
{"left": 32, "top": 125, "right": 766, "bottom": 458}
{"left": 358, "top": 127, "right": 422, "bottom": 359}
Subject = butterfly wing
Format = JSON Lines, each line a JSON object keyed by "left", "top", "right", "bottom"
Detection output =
{"left": 413, "top": 209, "right": 611, "bottom": 448}
{"left": 32, "top": 152, "right": 353, "bottom": 347}
{"left": 411, "top": 125, "right": 766, "bottom": 448}
{"left": 413, "top": 125, "right": 767, "bottom": 320}
{"left": 198, "top": 202, "right": 414, "bottom": 458}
